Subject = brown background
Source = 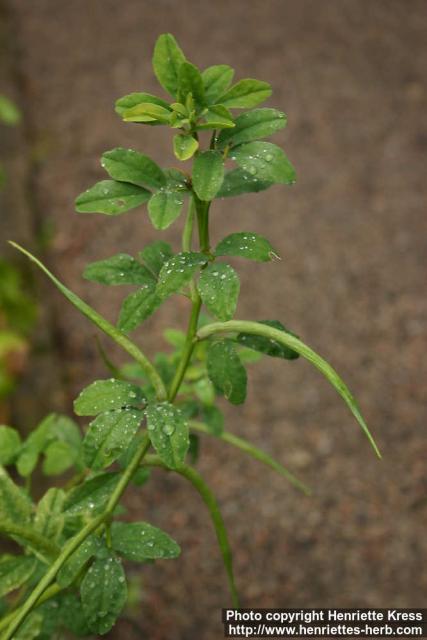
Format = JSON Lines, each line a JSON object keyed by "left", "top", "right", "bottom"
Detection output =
{"left": 1, "top": 1, "right": 426, "bottom": 638}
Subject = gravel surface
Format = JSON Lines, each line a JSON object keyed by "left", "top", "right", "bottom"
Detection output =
{"left": 1, "top": 1, "right": 426, "bottom": 638}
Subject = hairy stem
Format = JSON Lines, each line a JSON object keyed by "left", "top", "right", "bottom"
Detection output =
{"left": 3, "top": 435, "right": 151, "bottom": 639}
{"left": 190, "top": 420, "right": 311, "bottom": 496}
{"left": 9, "top": 242, "right": 167, "bottom": 401}
{"left": 143, "top": 455, "right": 239, "bottom": 607}
{"left": 197, "top": 320, "right": 381, "bottom": 458}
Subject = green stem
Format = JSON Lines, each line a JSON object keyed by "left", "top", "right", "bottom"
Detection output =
{"left": 143, "top": 455, "right": 239, "bottom": 607}
{"left": 9, "top": 242, "right": 167, "bottom": 401}
{"left": 189, "top": 421, "right": 311, "bottom": 496}
{"left": 3, "top": 435, "right": 151, "bottom": 639}
{"left": 0, "top": 521, "right": 60, "bottom": 561}
{"left": 197, "top": 320, "right": 381, "bottom": 458}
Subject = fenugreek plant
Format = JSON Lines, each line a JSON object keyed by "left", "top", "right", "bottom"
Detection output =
{"left": 0, "top": 34, "right": 380, "bottom": 638}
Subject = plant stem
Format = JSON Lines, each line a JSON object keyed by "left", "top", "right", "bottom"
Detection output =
{"left": 9, "top": 242, "right": 167, "bottom": 401}
{"left": 197, "top": 320, "right": 381, "bottom": 458}
{"left": 3, "top": 435, "right": 151, "bottom": 639}
{"left": 142, "top": 455, "right": 239, "bottom": 607}
{"left": 189, "top": 420, "right": 311, "bottom": 496}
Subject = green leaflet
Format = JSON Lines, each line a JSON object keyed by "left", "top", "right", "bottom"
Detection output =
{"left": 0, "top": 95, "right": 21, "bottom": 125}
{"left": 80, "top": 555, "right": 127, "bottom": 635}
{"left": 207, "top": 340, "right": 247, "bottom": 405}
{"left": 57, "top": 536, "right": 101, "bottom": 588}
{"left": 215, "top": 232, "right": 276, "bottom": 262}
{"left": 237, "top": 320, "right": 299, "bottom": 360}
{"left": 146, "top": 402, "right": 189, "bottom": 469}
{"left": 12, "top": 612, "right": 43, "bottom": 640}
{"left": 83, "top": 409, "right": 143, "bottom": 471}
{"left": 173, "top": 133, "right": 199, "bottom": 160}
{"left": 114, "top": 92, "right": 169, "bottom": 117}
{"left": 122, "top": 102, "right": 172, "bottom": 124}
{"left": 0, "top": 466, "right": 32, "bottom": 523}
{"left": 231, "top": 141, "right": 296, "bottom": 184}
{"left": 117, "top": 288, "right": 161, "bottom": 333}
{"left": 34, "top": 488, "right": 65, "bottom": 541}
{"left": 217, "top": 108, "right": 287, "bottom": 148}
{"left": 74, "top": 379, "right": 143, "bottom": 416}
{"left": 178, "top": 61, "right": 205, "bottom": 108}
{"left": 202, "top": 65, "right": 234, "bottom": 104}
{"left": 148, "top": 189, "right": 185, "bottom": 230}
{"left": 218, "top": 79, "right": 272, "bottom": 109}
{"left": 156, "top": 252, "right": 207, "bottom": 299}
{"left": 83, "top": 253, "right": 155, "bottom": 286}
{"left": 75, "top": 180, "right": 151, "bottom": 215}
{"left": 198, "top": 263, "right": 240, "bottom": 321}
{"left": 197, "top": 105, "right": 235, "bottom": 130}
{"left": 60, "top": 592, "right": 91, "bottom": 636}
{"left": 200, "top": 405, "right": 224, "bottom": 436}
{"left": 64, "top": 472, "right": 120, "bottom": 516}
{"left": 152, "top": 33, "right": 187, "bottom": 97}
{"left": 43, "top": 440, "right": 81, "bottom": 476}
{"left": 101, "top": 148, "right": 166, "bottom": 190}
{"left": 192, "top": 150, "right": 224, "bottom": 201}
{"left": 139, "top": 240, "right": 173, "bottom": 275}
{"left": 0, "top": 555, "right": 36, "bottom": 598}
{"left": 0, "top": 426, "right": 21, "bottom": 465}
{"left": 216, "top": 168, "right": 272, "bottom": 198}
{"left": 111, "top": 521, "right": 180, "bottom": 561}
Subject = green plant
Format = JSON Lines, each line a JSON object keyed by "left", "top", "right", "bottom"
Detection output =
{"left": 0, "top": 34, "right": 380, "bottom": 638}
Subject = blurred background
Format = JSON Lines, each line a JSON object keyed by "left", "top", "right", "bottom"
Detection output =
{"left": 1, "top": 1, "right": 426, "bottom": 638}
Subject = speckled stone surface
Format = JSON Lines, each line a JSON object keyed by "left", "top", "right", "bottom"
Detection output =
{"left": 1, "top": 1, "right": 426, "bottom": 638}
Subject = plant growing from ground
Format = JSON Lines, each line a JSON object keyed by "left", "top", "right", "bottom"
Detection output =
{"left": 0, "top": 34, "right": 380, "bottom": 638}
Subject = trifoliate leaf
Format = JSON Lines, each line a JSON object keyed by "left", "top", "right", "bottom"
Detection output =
{"left": 146, "top": 402, "right": 189, "bottom": 469}
{"left": 101, "top": 148, "right": 166, "bottom": 190}
{"left": 111, "top": 521, "right": 180, "bottom": 561}
{"left": 207, "top": 340, "right": 247, "bottom": 405}
{"left": 83, "top": 253, "right": 155, "bottom": 286}
{"left": 75, "top": 180, "right": 151, "bottom": 215}
{"left": 215, "top": 232, "right": 277, "bottom": 262}
{"left": 230, "top": 141, "right": 296, "bottom": 184}
{"left": 192, "top": 150, "right": 224, "bottom": 201}
{"left": 152, "top": 33, "right": 186, "bottom": 97}
{"left": 198, "top": 263, "right": 239, "bottom": 321}
{"left": 202, "top": 65, "right": 234, "bottom": 104}
{"left": 83, "top": 409, "right": 143, "bottom": 471}
{"left": 156, "top": 252, "right": 207, "bottom": 299}
{"left": 80, "top": 555, "right": 127, "bottom": 635}
{"left": 217, "top": 108, "right": 287, "bottom": 148}
{"left": 236, "top": 320, "right": 300, "bottom": 360}
{"left": 218, "top": 79, "right": 272, "bottom": 108}
{"left": 74, "top": 379, "right": 143, "bottom": 416}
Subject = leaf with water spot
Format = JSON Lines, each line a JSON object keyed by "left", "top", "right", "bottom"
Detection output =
{"left": 216, "top": 168, "right": 272, "bottom": 198}
{"left": 82, "top": 408, "right": 143, "bottom": 471}
{"left": 101, "top": 148, "right": 166, "bottom": 190}
{"left": 0, "top": 555, "right": 36, "bottom": 598}
{"left": 173, "top": 133, "right": 199, "bottom": 160}
{"left": 215, "top": 232, "right": 277, "bottom": 262}
{"left": 75, "top": 180, "right": 151, "bottom": 215}
{"left": 202, "top": 65, "right": 234, "bottom": 104}
{"left": 83, "top": 253, "right": 155, "bottom": 286}
{"left": 192, "top": 150, "right": 224, "bottom": 201}
{"left": 236, "top": 320, "right": 300, "bottom": 360}
{"left": 218, "top": 79, "right": 272, "bottom": 109}
{"left": 118, "top": 287, "right": 162, "bottom": 333}
{"left": 152, "top": 33, "right": 187, "bottom": 97}
{"left": 207, "top": 340, "right": 247, "bottom": 405}
{"left": 156, "top": 252, "right": 207, "bottom": 299}
{"left": 57, "top": 535, "right": 101, "bottom": 588}
{"left": 146, "top": 402, "right": 189, "bottom": 469}
{"left": 231, "top": 141, "right": 296, "bottom": 184}
{"left": 139, "top": 240, "right": 173, "bottom": 276}
{"left": 74, "top": 379, "right": 143, "bottom": 416}
{"left": 198, "top": 263, "right": 240, "bottom": 321}
{"left": 80, "top": 555, "right": 127, "bottom": 635}
{"left": 64, "top": 472, "right": 120, "bottom": 516}
{"left": 148, "top": 189, "right": 185, "bottom": 230}
{"left": 111, "top": 521, "right": 180, "bottom": 561}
